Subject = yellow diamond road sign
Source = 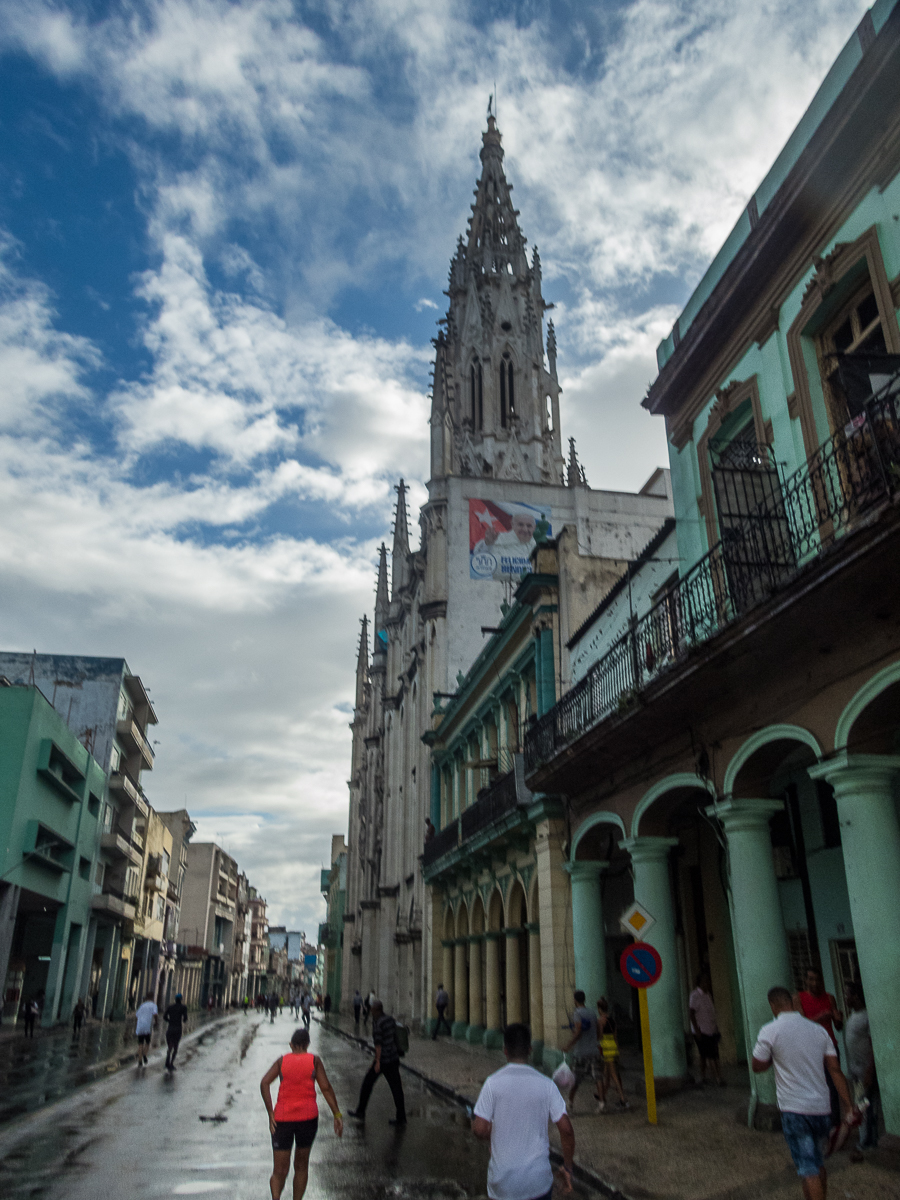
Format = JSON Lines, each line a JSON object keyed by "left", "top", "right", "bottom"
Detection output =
{"left": 621, "top": 901, "right": 656, "bottom": 939}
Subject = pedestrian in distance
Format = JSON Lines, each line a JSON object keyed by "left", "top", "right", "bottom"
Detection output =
{"left": 432, "top": 983, "right": 452, "bottom": 1039}
{"left": 352, "top": 989, "right": 362, "bottom": 1025}
{"left": 362, "top": 990, "right": 373, "bottom": 1026}
{"left": 562, "top": 989, "right": 598, "bottom": 1113}
{"left": 843, "top": 981, "right": 878, "bottom": 1161}
{"left": 472, "top": 1022, "right": 575, "bottom": 1199}
{"left": 270, "top": 993, "right": 278, "bottom": 1024}
{"left": 595, "top": 997, "right": 629, "bottom": 1112}
{"left": 22, "top": 996, "right": 39, "bottom": 1038}
{"left": 72, "top": 997, "right": 86, "bottom": 1037}
{"left": 164, "top": 992, "right": 189, "bottom": 1072}
{"left": 260, "top": 1026, "right": 343, "bottom": 1200}
{"left": 752, "top": 985, "right": 855, "bottom": 1200}
{"left": 135, "top": 992, "right": 158, "bottom": 1067}
{"left": 323, "top": 993, "right": 331, "bottom": 1014}
{"left": 301, "top": 992, "right": 312, "bottom": 1029}
{"left": 347, "top": 999, "right": 406, "bottom": 1125}
{"left": 689, "top": 972, "right": 726, "bottom": 1087}
{"left": 794, "top": 966, "right": 844, "bottom": 1125}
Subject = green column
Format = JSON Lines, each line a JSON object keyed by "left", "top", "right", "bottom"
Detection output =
{"left": 538, "top": 627, "right": 555, "bottom": 716}
{"left": 622, "top": 837, "right": 686, "bottom": 1082}
{"left": 452, "top": 939, "right": 468, "bottom": 1038}
{"left": 708, "top": 798, "right": 791, "bottom": 1110}
{"left": 467, "top": 934, "right": 486, "bottom": 1043}
{"left": 809, "top": 754, "right": 900, "bottom": 1135}
{"left": 483, "top": 932, "right": 503, "bottom": 1048}
{"left": 567, "top": 862, "right": 608, "bottom": 1007}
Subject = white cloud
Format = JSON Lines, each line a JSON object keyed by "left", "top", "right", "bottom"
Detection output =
{"left": 0, "top": 236, "right": 100, "bottom": 432}
{"left": 0, "top": 0, "right": 874, "bottom": 934}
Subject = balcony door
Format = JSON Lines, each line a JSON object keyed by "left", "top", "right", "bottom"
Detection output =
{"left": 710, "top": 425, "right": 794, "bottom": 608}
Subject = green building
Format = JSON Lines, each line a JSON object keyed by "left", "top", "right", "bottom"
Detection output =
{"left": 0, "top": 683, "right": 109, "bottom": 1026}
{"left": 319, "top": 835, "right": 346, "bottom": 1010}
{"left": 525, "top": 0, "right": 900, "bottom": 1134}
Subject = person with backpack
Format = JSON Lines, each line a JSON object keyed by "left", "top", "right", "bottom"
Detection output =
{"left": 259, "top": 1026, "right": 343, "bottom": 1200}
{"left": 347, "top": 1000, "right": 407, "bottom": 1125}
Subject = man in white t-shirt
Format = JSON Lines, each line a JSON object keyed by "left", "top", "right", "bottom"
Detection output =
{"left": 134, "top": 993, "right": 158, "bottom": 1067}
{"left": 752, "top": 986, "right": 853, "bottom": 1200}
{"left": 472, "top": 1023, "right": 575, "bottom": 1200}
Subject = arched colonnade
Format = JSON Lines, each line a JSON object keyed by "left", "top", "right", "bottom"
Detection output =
{"left": 439, "top": 874, "right": 543, "bottom": 1051}
{"left": 568, "top": 663, "right": 900, "bottom": 1126}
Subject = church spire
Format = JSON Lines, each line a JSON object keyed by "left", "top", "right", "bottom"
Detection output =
{"left": 374, "top": 543, "right": 389, "bottom": 637}
{"left": 391, "top": 480, "right": 410, "bottom": 599}
{"left": 465, "top": 115, "right": 528, "bottom": 279}
{"left": 429, "top": 118, "right": 564, "bottom": 484}
{"left": 355, "top": 615, "right": 368, "bottom": 710}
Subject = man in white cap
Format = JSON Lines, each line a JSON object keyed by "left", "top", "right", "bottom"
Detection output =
{"left": 472, "top": 504, "right": 543, "bottom": 580}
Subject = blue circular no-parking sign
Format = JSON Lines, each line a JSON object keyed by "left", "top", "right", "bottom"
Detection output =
{"left": 620, "top": 942, "right": 663, "bottom": 988}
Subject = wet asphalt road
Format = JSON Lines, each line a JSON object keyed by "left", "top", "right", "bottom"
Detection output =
{"left": 0, "top": 1013, "right": 598, "bottom": 1200}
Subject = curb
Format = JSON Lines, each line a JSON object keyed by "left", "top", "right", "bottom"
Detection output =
{"left": 314, "top": 1016, "right": 633, "bottom": 1200}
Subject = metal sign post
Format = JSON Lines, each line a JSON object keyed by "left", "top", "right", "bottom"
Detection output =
{"left": 619, "top": 939, "right": 663, "bottom": 1126}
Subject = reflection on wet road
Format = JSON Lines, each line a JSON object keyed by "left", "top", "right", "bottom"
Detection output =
{"left": 0, "top": 1015, "right": 599, "bottom": 1199}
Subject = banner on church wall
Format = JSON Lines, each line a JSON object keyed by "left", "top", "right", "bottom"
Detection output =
{"left": 469, "top": 499, "right": 552, "bottom": 581}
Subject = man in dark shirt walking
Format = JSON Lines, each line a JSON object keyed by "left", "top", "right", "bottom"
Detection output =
{"left": 163, "top": 993, "right": 189, "bottom": 1072}
{"left": 348, "top": 1000, "right": 406, "bottom": 1125}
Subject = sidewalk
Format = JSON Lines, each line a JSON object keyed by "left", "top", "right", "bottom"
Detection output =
{"left": 317, "top": 1012, "right": 900, "bottom": 1200}
{"left": 0, "top": 1007, "right": 239, "bottom": 1125}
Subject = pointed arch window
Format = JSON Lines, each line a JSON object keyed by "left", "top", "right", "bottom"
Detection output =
{"left": 500, "top": 353, "right": 515, "bottom": 427}
{"left": 470, "top": 360, "right": 483, "bottom": 430}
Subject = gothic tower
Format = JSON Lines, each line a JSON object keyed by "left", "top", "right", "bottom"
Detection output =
{"left": 430, "top": 116, "right": 564, "bottom": 485}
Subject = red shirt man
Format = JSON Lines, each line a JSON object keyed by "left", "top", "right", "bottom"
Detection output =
{"left": 794, "top": 968, "right": 843, "bottom": 1047}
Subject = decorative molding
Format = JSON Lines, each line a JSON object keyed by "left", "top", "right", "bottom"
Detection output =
{"left": 419, "top": 600, "right": 448, "bottom": 621}
{"left": 377, "top": 884, "right": 400, "bottom": 898}
{"left": 800, "top": 242, "right": 849, "bottom": 306}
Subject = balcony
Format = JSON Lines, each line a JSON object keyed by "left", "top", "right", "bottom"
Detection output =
{"left": 92, "top": 885, "right": 137, "bottom": 921}
{"left": 423, "top": 754, "right": 533, "bottom": 880}
{"left": 100, "top": 831, "right": 142, "bottom": 866}
{"left": 320, "top": 868, "right": 332, "bottom": 893}
{"left": 116, "top": 715, "right": 155, "bottom": 770}
{"left": 108, "top": 771, "right": 149, "bottom": 817}
{"left": 526, "top": 375, "right": 900, "bottom": 780}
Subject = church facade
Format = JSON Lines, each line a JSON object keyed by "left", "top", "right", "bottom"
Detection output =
{"left": 340, "top": 117, "right": 673, "bottom": 1025}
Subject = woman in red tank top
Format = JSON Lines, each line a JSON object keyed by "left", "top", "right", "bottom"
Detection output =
{"left": 260, "top": 1027, "right": 343, "bottom": 1200}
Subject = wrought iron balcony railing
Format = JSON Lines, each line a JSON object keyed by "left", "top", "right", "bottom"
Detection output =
{"left": 423, "top": 818, "right": 459, "bottom": 866}
{"left": 526, "top": 377, "right": 900, "bottom": 775}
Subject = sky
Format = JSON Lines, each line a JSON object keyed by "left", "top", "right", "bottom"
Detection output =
{"left": 0, "top": 0, "right": 870, "bottom": 935}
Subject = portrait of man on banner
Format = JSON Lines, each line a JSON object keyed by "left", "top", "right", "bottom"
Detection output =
{"left": 469, "top": 499, "right": 551, "bottom": 580}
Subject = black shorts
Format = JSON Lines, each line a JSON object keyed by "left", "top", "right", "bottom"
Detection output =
{"left": 137, "top": 1033, "right": 152, "bottom": 1046}
{"left": 166, "top": 1028, "right": 182, "bottom": 1046}
{"left": 695, "top": 1032, "right": 720, "bottom": 1061}
{"left": 272, "top": 1118, "right": 318, "bottom": 1151}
